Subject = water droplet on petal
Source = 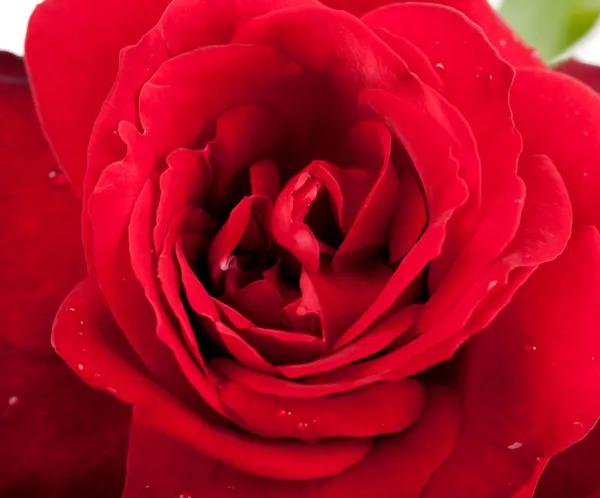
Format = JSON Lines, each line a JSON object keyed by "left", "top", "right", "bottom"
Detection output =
{"left": 573, "top": 421, "right": 584, "bottom": 429}
{"left": 499, "top": 39, "right": 507, "bottom": 47}
{"left": 297, "top": 421, "right": 309, "bottom": 430}
{"left": 524, "top": 345, "right": 537, "bottom": 352}
{"left": 508, "top": 442, "right": 523, "bottom": 450}
{"left": 178, "top": 493, "right": 193, "bottom": 498}
{"left": 487, "top": 280, "right": 498, "bottom": 291}
{"left": 435, "top": 62, "right": 445, "bottom": 72}
{"left": 8, "top": 396, "right": 18, "bottom": 406}
{"left": 77, "top": 364, "right": 84, "bottom": 371}
{"left": 48, "top": 169, "right": 67, "bottom": 187}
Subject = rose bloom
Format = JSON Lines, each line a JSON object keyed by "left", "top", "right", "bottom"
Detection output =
{"left": 1, "top": 0, "right": 600, "bottom": 496}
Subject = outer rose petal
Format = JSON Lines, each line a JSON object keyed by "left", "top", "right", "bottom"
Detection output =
{"left": 0, "top": 337, "right": 130, "bottom": 497}
{"left": 319, "top": 0, "right": 543, "bottom": 67}
{"left": 535, "top": 424, "right": 600, "bottom": 498}
{"left": 556, "top": 59, "right": 600, "bottom": 94}
{"left": 24, "top": 0, "right": 172, "bottom": 194}
{"left": 0, "top": 52, "right": 86, "bottom": 354}
{"left": 511, "top": 69, "right": 600, "bottom": 228}
{"left": 425, "top": 226, "right": 600, "bottom": 497}
{"left": 123, "top": 386, "right": 460, "bottom": 498}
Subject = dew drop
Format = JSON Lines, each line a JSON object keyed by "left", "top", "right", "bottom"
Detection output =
{"left": 573, "top": 421, "right": 584, "bottom": 429}
{"left": 584, "top": 130, "right": 590, "bottom": 137}
{"left": 77, "top": 364, "right": 84, "bottom": 371}
{"left": 435, "top": 62, "right": 445, "bottom": 71}
{"left": 524, "top": 345, "right": 537, "bottom": 352}
{"left": 507, "top": 442, "right": 523, "bottom": 450}
{"left": 297, "top": 421, "right": 309, "bottom": 430}
{"left": 8, "top": 396, "right": 18, "bottom": 406}
{"left": 48, "top": 169, "right": 67, "bottom": 187}
{"left": 220, "top": 256, "right": 235, "bottom": 272}
{"left": 487, "top": 280, "right": 498, "bottom": 291}
{"left": 178, "top": 493, "right": 193, "bottom": 498}
{"left": 67, "top": 307, "right": 76, "bottom": 312}
{"left": 499, "top": 39, "right": 507, "bottom": 47}
{"left": 227, "top": 485, "right": 236, "bottom": 490}
{"left": 277, "top": 409, "right": 291, "bottom": 417}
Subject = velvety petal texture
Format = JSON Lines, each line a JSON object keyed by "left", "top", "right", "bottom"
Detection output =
{"left": 0, "top": 337, "right": 131, "bottom": 498}
{"left": 0, "top": 53, "right": 130, "bottom": 497}
{"left": 13, "top": 0, "right": 600, "bottom": 496}
{"left": 0, "top": 53, "right": 86, "bottom": 354}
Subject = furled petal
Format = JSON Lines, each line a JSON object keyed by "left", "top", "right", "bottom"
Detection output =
{"left": 334, "top": 89, "right": 469, "bottom": 349}
{"left": 0, "top": 53, "right": 86, "bottom": 354}
{"left": 364, "top": 3, "right": 523, "bottom": 290}
{"left": 87, "top": 43, "right": 301, "bottom": 392}
{"left": 53, "top": 279, "right": 373, "bottom": 480}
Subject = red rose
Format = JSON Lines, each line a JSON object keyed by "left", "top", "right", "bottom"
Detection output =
{"left": 1, "top": 0, "right": 600, "bottom": 496}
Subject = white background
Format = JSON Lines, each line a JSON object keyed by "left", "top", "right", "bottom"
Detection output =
{"left": 0, "top": 0, "right": 599, "bottom": 62}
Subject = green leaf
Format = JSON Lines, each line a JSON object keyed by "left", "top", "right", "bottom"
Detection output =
{"left": 500, "top": 0, "right": 600, "bottom": 62}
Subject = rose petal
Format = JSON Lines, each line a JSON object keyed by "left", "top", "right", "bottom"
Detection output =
{"left": 334, "top": 120, "right": 402, "bottom": 269}
{"left": 25, "top": 0, "right": 171, "bottom": 194}
{"left": 511, "top": 69, "right": 600, "bottom": 228}
{"left": 389, "top": 0, "right": 544, "bottom": 68}
{"left": 209, "top": 104, "right": 282, "bottom": 208}
{"left": 0, "top": 337, "right": 130, "bottom": 497}
{"left": 295, "top": 261, "right": 392, "bottom": 346}
{"left": 555, "top": 59, "right": 600, "bottom": 94}
{"left": 279, "top": 304, "right": 421, "bottom": 380}
{"left": 220, "top": 279, "right": 291, "bottom": 331}
{"left": 154, "top": 148, "right": 213, "bottom": 255}
{"left": 425, "top": 225, "right": 600, "bottom": 497}
{"left": 0, "top": 54, "right": 86, "bottom": 354}
{"left": 333, "top": 89, "right": 469, "bottom": 349}
{"left": 53, "top": 279, "right": 373, "bottom": 480}
{"left": 364, "top": 3, "right": 523, "bottom": 290}
{"left": 215, "top": 299, "right": 325, "bottom": 365}
{"left": 123, "top": 385, "right": 459, "bottom": 497}
{"left": 535, "top": 423, "right": 600, "bottom": 498}
{"left": 218, "top": 378, "right": 426, "bottom": 441}
{"left": 87, "top": 44, "right": 301, "bottom": 392}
